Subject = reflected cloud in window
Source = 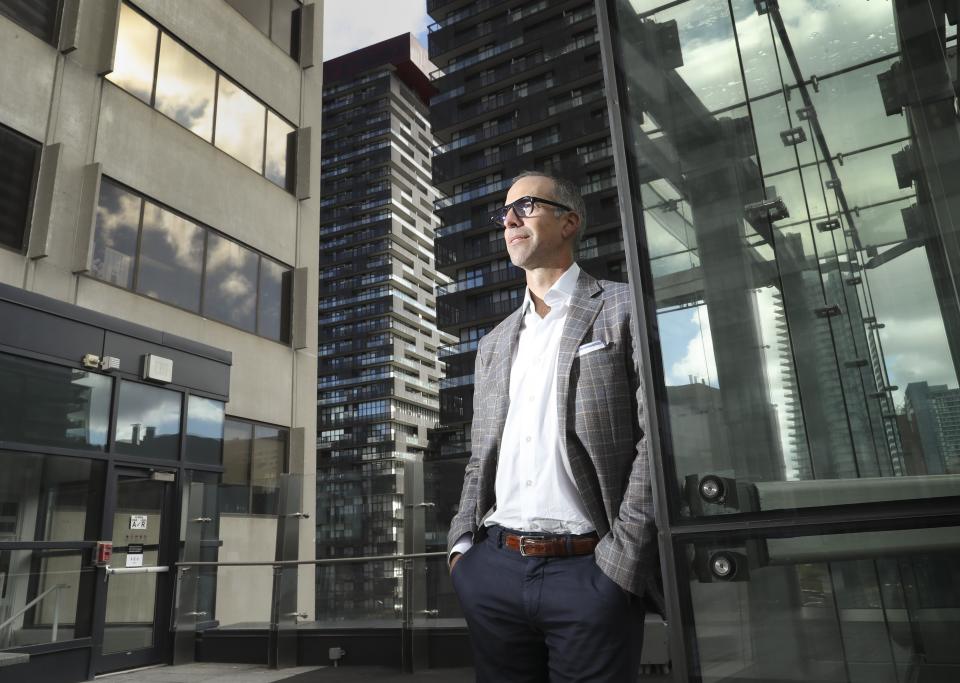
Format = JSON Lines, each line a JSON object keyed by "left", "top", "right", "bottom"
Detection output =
{"left": 203, "top": 232, "right": 258, "bottom": 331}
{"left": 136, "top": 202, "right": 205, "bottom": 311}
{"left": 155, "top": 34, "right": 216, "bottom": 141}
{"left": 107, "top": 3, "right": 158, "bottom": 104}
{"left": 215, "top": 77, "right": 266, "bottom": 172}
{"left": 92, "top": 179, "right": 142, "bottom": 288}
{"left": 265, "top": 111, "right": 294, "bottom": 189}
{"left": 186, "top": 395, "right": 226, "bottom": 465}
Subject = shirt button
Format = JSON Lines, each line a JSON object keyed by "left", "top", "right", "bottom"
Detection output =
{"left": 528, "top": 395, "right": 535, "bottom": 402}
{"left": 525, "top": 480, "right": 533, "bottom": 487}
{"left": 525, "top": 436, "right": 532, "bottom": 443}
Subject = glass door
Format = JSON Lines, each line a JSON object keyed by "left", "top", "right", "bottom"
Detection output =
{"left": 96, "top": 467, "right": 176, "bottom": 673}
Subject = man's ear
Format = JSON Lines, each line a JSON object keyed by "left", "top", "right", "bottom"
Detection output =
{"left": 563, "top": 212, "right": 581, "bottom": 242}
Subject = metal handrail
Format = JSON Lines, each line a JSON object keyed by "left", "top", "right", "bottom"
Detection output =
{"left": 175, "top": 551, "right": 446, "bottom": 569}
{"left": 0, "top": 583, "right": 68, "bottom": 644}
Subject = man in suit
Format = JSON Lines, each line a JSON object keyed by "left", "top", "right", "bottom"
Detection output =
{"left": 448, "top": 171, "right": 658, "bottom": 682}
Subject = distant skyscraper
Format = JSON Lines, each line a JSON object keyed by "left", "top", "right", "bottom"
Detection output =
{"left": 317, "top": 35, "right": 453, "bottom": 618}
{"left": 904, "top": 381, "right": 960, "bottom": 475}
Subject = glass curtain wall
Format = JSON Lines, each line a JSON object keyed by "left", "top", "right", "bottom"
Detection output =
{"left": 605, "top": 0, "right": 960, "bottom": 681}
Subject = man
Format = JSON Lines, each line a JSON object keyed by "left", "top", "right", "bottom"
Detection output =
{"left": 448, "top": 170, "right": 659, "bottom": 682}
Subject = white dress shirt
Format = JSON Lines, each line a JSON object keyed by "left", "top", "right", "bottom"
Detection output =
{"left": 452, "top": 263, "right": 594, "bottom": 558}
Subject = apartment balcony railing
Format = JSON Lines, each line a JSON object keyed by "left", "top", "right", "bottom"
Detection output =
{"left": 436, "top": 266, "right": 523, "bottom": 297}
{"left": 438, "top": 296, "right": 520, "bottom": 328}
{"left": 429, "top": 37, "right": 524, "bottom": 80}
{"left": 438, "top": 339, "right": 480, "bottom": 358}
{"left": 434, "top": 178, "right": 511, "bottom": 211}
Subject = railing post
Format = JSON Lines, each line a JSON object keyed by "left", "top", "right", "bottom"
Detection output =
{"left": 52, "top": 586, "right": 60, "bottom": 643}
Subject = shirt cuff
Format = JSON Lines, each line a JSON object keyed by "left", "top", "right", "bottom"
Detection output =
{"left": 449, "top": 533, "right": 473, "bottom": 563}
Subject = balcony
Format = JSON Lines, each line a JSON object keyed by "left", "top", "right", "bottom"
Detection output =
{"left": 434, "top": 178, "right": 511, "bottom": 211}
{"left": 436, "top": 265, "right": 523, "bottom": 297}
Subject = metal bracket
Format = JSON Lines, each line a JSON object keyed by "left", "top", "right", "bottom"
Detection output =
{"left": 796, "top": 106, "right": 816, "bottom": 121}
{"left": 191, "top": 517, "right": 213, "bottom": 523}
{"left": 754, "top": 0, "right": 778, "bottom": 15}
{"left": 816, "top": 218, "right": 840, "bottom": 232}
{"left": 815, "top": 304, "right": 842, "bottom": 318}
{"left": 286, "top": 512, "right": 311, "bottom": 519}
{"left": 780, "top": 127, "right": 807, "bottom": 146}
{"left": 825, "top": 177, "right": 841, "bottom": 190}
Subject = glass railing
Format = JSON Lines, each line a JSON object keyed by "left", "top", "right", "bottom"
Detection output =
{"left": 0, "top": 550, "right": 93, "bottom": 650}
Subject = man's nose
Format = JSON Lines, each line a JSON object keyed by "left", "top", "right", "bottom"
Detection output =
{"left": 503, "top": 207, "right": 522, "bottom": 229}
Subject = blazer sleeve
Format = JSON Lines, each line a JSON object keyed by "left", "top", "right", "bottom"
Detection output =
{"left": 446, "top": 336, "right": 488, "bottom": 552}
{"left": 595, "top": 297, "right": 661, "bottom": 599}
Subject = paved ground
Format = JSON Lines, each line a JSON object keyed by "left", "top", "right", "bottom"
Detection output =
{"left": 96, "top": 663, "right": 326, "bottom": 683}
{"left": 97, "top": 663, "right": 671, "bottom": 682}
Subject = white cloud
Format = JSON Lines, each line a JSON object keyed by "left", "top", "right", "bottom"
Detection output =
{"left": 668, "top": 307, "right": 718, "bottom": 387}
{"left": 322, "top": 0, "right": 431, "bottom": 61}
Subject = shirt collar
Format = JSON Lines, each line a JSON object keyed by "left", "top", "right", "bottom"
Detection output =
{"left": 521, "top": 262, "right": 581, "bottom": 314}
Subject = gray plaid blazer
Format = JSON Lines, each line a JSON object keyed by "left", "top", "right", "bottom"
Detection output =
{"left": 448, "top": 268, "right": 660, "bottom": 599}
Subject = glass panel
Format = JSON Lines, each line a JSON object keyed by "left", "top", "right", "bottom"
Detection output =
{"left": 136, "top": 201, "right": 205, "bottom": 311}
{"left": 214, "top": 77, "right": 266, "bottom": 173}
{"left": 0, "top": 353, "right": 112, "bottom": 452}
{"left": 185, "top": 396, "right": 225, "bottom": 465}
{"left": 107, "top": 3, "right": 159, "bottom": 104}
{"left": 251, "top": 425, "right": 286, "bottom": 515}
{"left": 270, "top": 0, "right": 298, "bottom": 54}
{"left": 103, "top": 475, "right": 165, "bottom": 655}
{"left": 154, "top": 34, "right": 216, "bottom": 141}
{"left": 0, "top": 123, "right": 39, "bottom": 252}
{"left": 0, "top": 452, "right": 105, "bottom": 542}
{"left": 202, "top": 232, "right": 259, "bottom": 332}
{"left": 220, "top": 419, "right": 252, "bottom": 514}
{"left": 92, "top": 178, "right": 142, "bottom": 288}
{"left": 0, "top": 550, "right": 93, "bottom": 649}
{"left": 114, "top": 381, "right": 182, "bottom": 460}
{"left": 0, "top": 0, "right": 60, "bottom": 43}
{"left": 264, "top": 111, "right": 294, "bottom": 189}
{"left": 611, "top": 0, "right": 960, "bottom": 513}
{"left": 257, "top": 257, "right": 291, "bottom": 342}
{"left": 683, "top": 526, "right": 960, "bottom": 682}
{"left": 315, "top": 560, "right": 405, "bottom": 624}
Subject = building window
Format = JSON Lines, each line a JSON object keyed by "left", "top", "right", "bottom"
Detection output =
{"left": 185, "top": 395, "right": 226, "bottom": 465}
{"left": 0, "top": 352, "right": 112, "bottom": 452}
{"left": 91, "top": 177, "right": 293, "bottom": 342}
{"left": 220, "top": 417, "right": 288, "bottom": 515}
{"left": 222, "top": 0, "right": 300, "bottom": 57}
{"left": 0, "top": 123, "right": 41, "bottom": 253}
{"left": 106, "top": 2, "right": 296, "bottom": 191}
{"left": 114, "top": 380, "right": 182, "bottom": 461}
{"left": 0, "top": 0, "right": 62, "bottom": 44}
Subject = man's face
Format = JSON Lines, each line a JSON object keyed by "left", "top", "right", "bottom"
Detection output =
{"left": 501, "top": 176, "right": 577, "bottom": 270}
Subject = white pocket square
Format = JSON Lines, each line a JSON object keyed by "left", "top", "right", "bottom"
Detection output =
{"left": 576, "top": 340, "right": 610, "bottom": 357}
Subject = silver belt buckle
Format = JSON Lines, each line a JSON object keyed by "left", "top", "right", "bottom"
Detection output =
{"left": 518, "top": 536, "right": 534, "bottom": 557}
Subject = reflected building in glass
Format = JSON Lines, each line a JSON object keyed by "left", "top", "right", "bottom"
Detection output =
{"left": 0, "top": 1, "right": 321, "bottom": 680}
{"left": 317, "top": 35, "right": 454, "bottom": 620}
{"left": 596, "top": 0, "right": 960, "bottom": 680}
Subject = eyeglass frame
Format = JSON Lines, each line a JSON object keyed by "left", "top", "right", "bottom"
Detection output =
{"left": 489, "top": 195, "right": 573, "bottom": 227}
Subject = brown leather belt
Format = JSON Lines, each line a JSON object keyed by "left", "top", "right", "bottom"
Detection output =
{"left": 503, "top": 532, "right": 599, "bottom": 557}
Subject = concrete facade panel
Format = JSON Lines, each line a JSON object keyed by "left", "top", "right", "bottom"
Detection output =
{"left": 96, "top": 84, "right": 298, "bottom": 265}
{"left": 0, "top": 21, "right": 57, "bottom": 141}
{"left": 135, "top": 0, "right": 301, "bottom": 123}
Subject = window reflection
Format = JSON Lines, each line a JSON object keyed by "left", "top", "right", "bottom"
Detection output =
{"left": 219, "top": 418, "right": 288, "bottom": 515}
{"left": 0, "top": 452, "right": 106, "bottom": 542}
{"left": 107, "top": 3, "right": 158, "bottom": 104}
{"left": 186, "top": 395, "right": 226, "bottom": 465}
{"left": 613, "top": 0, "right": 960, "bottom": 507}
{"left": 154, "top": 34, "right": 216, "bottom": 141}
{"left": 215, "top": 77, "right": 266, "bottom": 172}
{"left": 203, "top": 232, "right": 259, "bottom": 332}
{"left": 257, "top": 257, "right": 291, "bottom": 342}
{"left": 136, "top": 202, "right": 205, "bottom": 311}
{"left": 114, "top": 381, "right": 182, "bottom": 460}
{"left": 92, "top": 179, "right": 142, "bottom": 288}
{"left": 0, "top": 353, "right": 112, "bottom": 452}
{"left": 265, "top": 111, "right": 294, "bottom": 189}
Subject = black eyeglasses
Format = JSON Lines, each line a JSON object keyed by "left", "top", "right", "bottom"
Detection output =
{"left": 489, "top": 195, "right": 573, "bottom": 227}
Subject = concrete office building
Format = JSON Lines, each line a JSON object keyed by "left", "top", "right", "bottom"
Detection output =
{"left": 0, "top": 1, "right": 321, "bottom": 680}
{"left": 424, "top": 0, "right": 625, "bottom": 545}
{"left": 316, "top": 35, "right": 453, "bottom": 620}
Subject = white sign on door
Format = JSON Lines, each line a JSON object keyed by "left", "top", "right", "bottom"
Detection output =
{"left": 129, "top": 514, "right": 148, "bottom": 530}
{"left": 125, "top": 553, "right": 144, "bottom": 568}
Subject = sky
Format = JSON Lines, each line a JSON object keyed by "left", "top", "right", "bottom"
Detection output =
{"left": 322, "top": 0, "right": 431, "bottom": 61}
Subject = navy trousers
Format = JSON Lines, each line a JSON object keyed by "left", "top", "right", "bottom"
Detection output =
{"left": 452, "top": 526, "right": 645, "bottom": 683}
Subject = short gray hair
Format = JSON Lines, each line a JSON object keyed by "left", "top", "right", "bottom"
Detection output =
{"left": 512, "top": 170, "right": 587, "bottom": 255}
